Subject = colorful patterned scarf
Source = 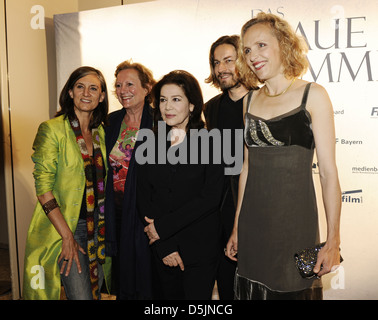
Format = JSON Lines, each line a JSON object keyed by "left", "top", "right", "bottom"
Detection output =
{"left": 70, "top": 117, "right": 105, "bottom": 300}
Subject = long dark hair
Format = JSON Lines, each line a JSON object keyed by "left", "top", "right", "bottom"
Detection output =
{"left": 56, "top": 66, "right": 109, "bottom": 129}
{"left": 205, "top": 35, "right": 255, "bottom": 91}
{"left": 152, "top": 70, "right": 205, "bottom": 133}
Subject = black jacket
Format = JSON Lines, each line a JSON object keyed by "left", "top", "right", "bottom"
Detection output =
{"left": 136, "top": 130, "right": 224, "bottom": 264}
{"left": 203, "top": 92, "right": 244, "bottom": 243}
{"left": 104, "top": 103, "right": 153, "bottom": 299}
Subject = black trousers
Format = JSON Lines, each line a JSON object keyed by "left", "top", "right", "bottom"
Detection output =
{"left": 216, "top": 181, "right": 238, "bottom": 300}
{"left": 216, "top": 253, "right": 237, "bottom": 300}
{"left": 151, "top": 250, "right": 218, "bottom": 300}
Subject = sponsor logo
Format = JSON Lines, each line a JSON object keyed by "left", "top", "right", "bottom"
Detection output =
{"left": 371, "top": 107, "right": 378, "bottom": 118}
{"left": 336, "top": 138, "right": 363, "bottom": 145}
{"left": 342, "top": 190, "right": 363, "bottom": 203}
{"left": 352, "top": 166, "right": 378, "bottom": 174}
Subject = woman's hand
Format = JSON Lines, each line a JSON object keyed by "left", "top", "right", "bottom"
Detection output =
{"left": 144, "top": 217, "right": 160, "bottom": 245}
{"left": 225, "top": 230, "right": 238, "bottom": 261}
{"left": 313, "top": 242, "right": 342, "bottom": 277}
{"left": 162, "top": 251, "right": 185, "bottom": 271}
{"left": 58, "top": 234, "right": 86, "bottom": 276}
{"left": 37, "top": 192, "right": 87, "bottom": 277}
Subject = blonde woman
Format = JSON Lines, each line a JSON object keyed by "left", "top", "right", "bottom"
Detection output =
{"left": 226, "top": 13, "right": 342, "bottom": 300}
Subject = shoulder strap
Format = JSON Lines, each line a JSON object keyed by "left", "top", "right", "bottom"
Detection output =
{"left": 246, "top": 89, "right": 254, "bottom": 113}
{"left": 300, "top": 82, "right": 312, "bottom": 109}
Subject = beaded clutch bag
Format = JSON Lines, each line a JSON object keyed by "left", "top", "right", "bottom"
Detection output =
{"left": 294, "top": 242, "right": 343, "bottom": 279}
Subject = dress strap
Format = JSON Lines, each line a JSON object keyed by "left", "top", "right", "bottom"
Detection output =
{"left": 300, "top": 82, "right": 312, "bottom": 109}
{"left": 246, "top": 90, "right": 254, "bottom": 113}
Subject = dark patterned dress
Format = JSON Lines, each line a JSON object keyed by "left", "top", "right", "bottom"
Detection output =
{"left": 235, "top": 83, "right": 322, "bottom": 300}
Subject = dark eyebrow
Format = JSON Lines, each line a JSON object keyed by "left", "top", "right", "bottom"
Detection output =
{"left": 215, "top": 55, "right": 234, "bottom": 62}
{"left": 75, "top": 81, "right": 99, "bottom": 88}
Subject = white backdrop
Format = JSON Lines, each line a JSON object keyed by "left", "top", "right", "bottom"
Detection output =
{"left": 54, "top": 0, "right": 378, "bottom": 300}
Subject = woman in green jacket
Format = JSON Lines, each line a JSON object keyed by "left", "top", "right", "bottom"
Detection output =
{"left": 23, "top": 66, "right": 110, "bottom": 300}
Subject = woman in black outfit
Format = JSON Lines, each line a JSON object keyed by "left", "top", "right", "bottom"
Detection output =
{"left": 137, "top": 70, "right": 224, "bottom": 299}
{"left": 105, "top": 60, "right": 155, "bottom": 299}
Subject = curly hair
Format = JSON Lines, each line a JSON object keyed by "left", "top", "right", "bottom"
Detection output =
{"left": 236, "top": 12, "right": 309, "bottom": 87}
{"left": 114, "top": 59, "right": 156, "bottom": 104}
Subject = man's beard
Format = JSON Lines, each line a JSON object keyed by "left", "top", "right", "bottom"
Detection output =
{"left": 218, "top": 73, "right": 240, "bottom": 91}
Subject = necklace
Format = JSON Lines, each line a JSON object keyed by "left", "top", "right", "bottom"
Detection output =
{"left": 264, "top": 78, "right": 296, "bottom": 98}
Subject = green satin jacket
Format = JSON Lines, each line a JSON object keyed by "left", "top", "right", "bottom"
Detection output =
{"left": 23, "top": 115, "right": 111, "bottom": 300}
